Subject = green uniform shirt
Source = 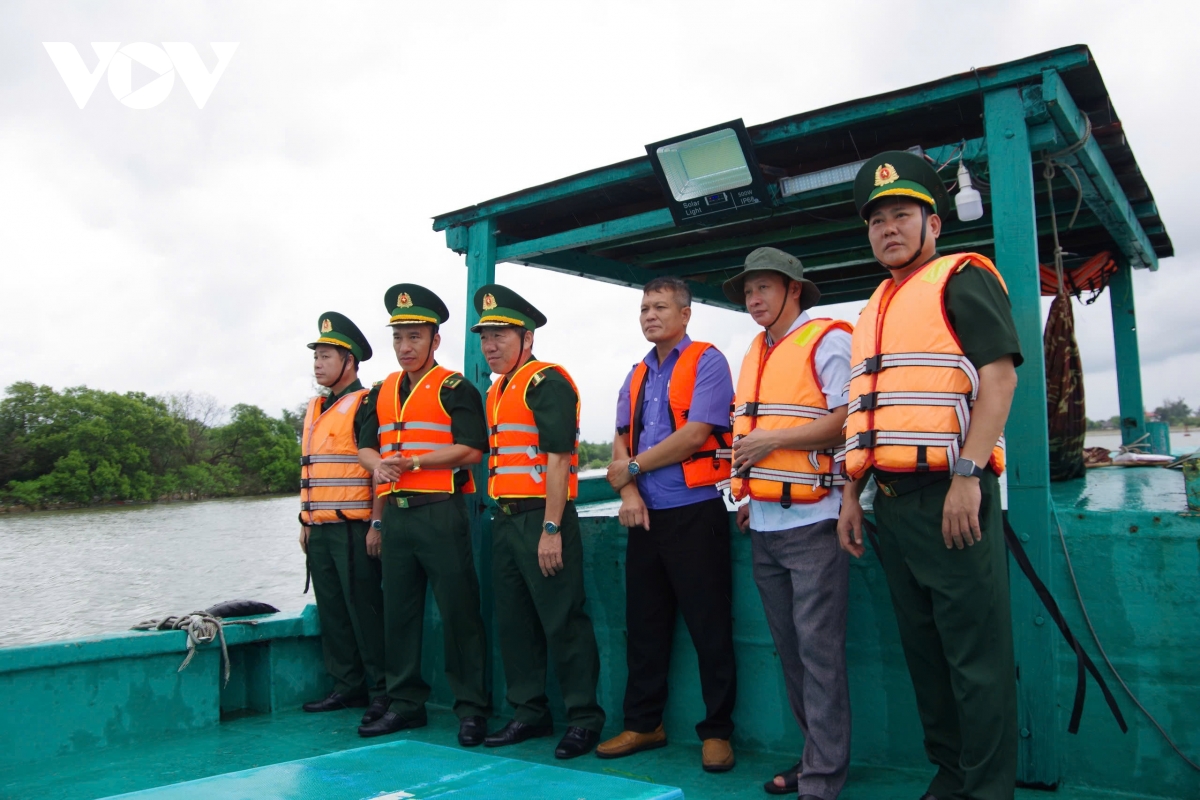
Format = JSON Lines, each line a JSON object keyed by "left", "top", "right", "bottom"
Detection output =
{"left": 519, "top": 364, "right": 578, "bottom": 454}
{"left": 357, "top": 367, "right": 489, "bottom": 492}
{"left": 943, "top": 263, "right": 1024, "bottom": 370}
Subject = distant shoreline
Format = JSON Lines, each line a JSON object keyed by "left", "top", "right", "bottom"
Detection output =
{"left": 0, "top": 493, "right": 293, "bottom": 516}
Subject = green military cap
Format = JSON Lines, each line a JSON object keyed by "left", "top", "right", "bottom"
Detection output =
{"left": 854, "top": 150, "right": 950, "bottom": 220}
{"left": 721, "top": 247, "right": 821, "bottom": 310}
{"left": 470, "top": 284, "right": 547, "bottom": 332}
{"left": 383, "top": 283, "right": 449, "bottom": 326}
{"left": 308, "top": 311, "right": 372, "bottom": 361}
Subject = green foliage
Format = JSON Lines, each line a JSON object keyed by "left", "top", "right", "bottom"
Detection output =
{"left": 577, "top": 440, "right": 612, "bottom": 470}
{"left": 1153, "top": 397, "right": 1193, "bottom": 426}
{"left": 0, "top": 382, "right": 302, "bottom": 508}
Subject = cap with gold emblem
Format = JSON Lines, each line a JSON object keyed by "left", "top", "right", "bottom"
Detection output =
{"left": 854, "top": 150, "right": 949, "bottom": 220}
{"left": 308, "top": 311, "right": 372, "bottom": 361}
{"left": 383, "top": 283, "right": 449, "bottom": 326}
{"left": 470, "top": 284, "right": 547, "bottom": 332}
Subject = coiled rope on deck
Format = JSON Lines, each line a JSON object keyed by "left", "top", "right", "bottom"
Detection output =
{"left": 132, "top": 613, "right": 240, "bottom": 686}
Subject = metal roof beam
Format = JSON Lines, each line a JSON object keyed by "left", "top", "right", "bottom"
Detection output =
{"left": 506, "top": 248, "right": 741, "bottom": 312}
{"left": 1041, "top": 70, "right": 1158, "bottom": 270}
{"left": 496, "top": 209, "right": 675, "bottom": 262}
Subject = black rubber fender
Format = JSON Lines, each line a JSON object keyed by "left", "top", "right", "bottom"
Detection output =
{"left": 203, "top": 599, "right": 280, "bottom": 618}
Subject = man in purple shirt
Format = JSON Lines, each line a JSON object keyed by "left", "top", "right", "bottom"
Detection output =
{"left": 599, "top": 276, "right": 738, "bottom": 773}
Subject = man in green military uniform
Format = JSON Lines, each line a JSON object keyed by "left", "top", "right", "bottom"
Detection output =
{"left": 299, "top": 313, "right": 388, "bottom": 725}
{"left": 356, "top": 285, "right": 492, "bottom": 746}
{"left": 838, "top": 151, "right": 1022, "bottom": 800}
{"left": 471, "top": 284, "right": 605, "bottom": 760}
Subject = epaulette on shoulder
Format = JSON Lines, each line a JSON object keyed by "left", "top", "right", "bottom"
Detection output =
{"left": 444, "top": 376, "right": 462, "bottom": 389}
{"left": 373, "top": 380, "right": 384, "bottom": 387}
{"left": 531, "top": 371, "right": 547, "bottom": 386}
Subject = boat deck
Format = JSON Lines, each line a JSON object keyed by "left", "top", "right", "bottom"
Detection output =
{"left": 3, "top": 705, "right": 1164, "bottom": 800}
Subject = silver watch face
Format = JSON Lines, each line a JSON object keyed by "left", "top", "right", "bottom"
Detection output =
{"left": 954, "top": 458, "right": 977, "bottom": 477}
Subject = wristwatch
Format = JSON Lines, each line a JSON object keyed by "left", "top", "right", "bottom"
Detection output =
{"left": 410, "top": 455, "right": 422, "bottom": 472}
{"left": 952, "top": 457, "right": 985, "bottom": 479}
{"left": 370, "top": 519, "right": 383, "bottom": 531}
{"left": 542, "top": 521, "right": 560, "bottom": 535}
{"left": 628, "top": 460, "right": 641, "bottom": 476}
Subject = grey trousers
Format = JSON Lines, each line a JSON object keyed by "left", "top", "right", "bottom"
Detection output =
{"left": 751, "top": 517, "right": 851, "bottom": 800}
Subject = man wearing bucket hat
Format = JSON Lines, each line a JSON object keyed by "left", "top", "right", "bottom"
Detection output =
{"left": 838, "top": 151, "right": 1022, "bottom": 800}
{"left": 299, "top": 312, "right": 388, "bottom": 727}
{"left": 722, "top": 248, "right": 854, "bottom": 798}
{"left": 470, "top": 284, "right": 605, "bottom": 760}
{"left": 355, "top": 284, "right": 491, "bottom": 746}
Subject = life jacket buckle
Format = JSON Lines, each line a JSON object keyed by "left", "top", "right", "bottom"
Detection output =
{"left": 862, "top": 355, "right": 884, "bottom": 374}
{"left": 744, "top": 402, "right": 760, "bottom": 418}
{"left": 858, "top": 392, "right": 879, "bottom": 411}
{"left": 858, "top": 430, "right": 878, "bottom": 449}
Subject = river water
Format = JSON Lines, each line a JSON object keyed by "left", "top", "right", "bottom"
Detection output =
{"left": 2, "top": 430, "right": 1196, "bottom": 648}
{"left": 0, "top": 496, "right": 307, "bottom": 647}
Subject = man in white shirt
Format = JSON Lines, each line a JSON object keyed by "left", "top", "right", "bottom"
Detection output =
{"left": 723, "top": 247, "right": 852, "bottom": 800}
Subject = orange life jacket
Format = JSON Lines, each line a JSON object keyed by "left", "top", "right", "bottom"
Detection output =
{"left": 620, "top": 341, "right": 734, "bottom": 489}
{"left": 375, "top": 365, "right": 477, "bottom": 496}
{"left": 842, "top": 253, "right": 1008, "bottom": 479}
{"left": 732, "top": 318, "right": 853, "bottom": 506}
{"left": 486, "top": 360, "right": 580, "bottom": 500}
{"left": 300, "top": 390, "right": 372, "bottom": 524}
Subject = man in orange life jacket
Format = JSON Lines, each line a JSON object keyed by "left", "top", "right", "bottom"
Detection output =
{"left": 298, "top": 312, "right": 387, "bottom": 724}
{"left": 723, "top": 247, "right": 854, "bottom": 800}
{"left": 471, "top": 283, "right": 605, "bottom": 760}
{"left": 600, "top": 276, "right": 738, "bottom": 772}
{"left": 355, "top": 284, "right": 491, "bottom": 746}
{"left": 837, "top": 151, "right": 1022, "bottom": 800}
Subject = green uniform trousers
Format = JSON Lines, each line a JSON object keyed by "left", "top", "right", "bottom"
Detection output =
{"left": 380, "top": 494, "right": 490, "bottom": 719}
{"left": 306, "top": 520, "right": 386, "bottom": 697}
{"left": 873, "top": 470, "right": 1018, "bottom": 800}
{"left": 492, "top": 501, "right": 605, "bottom": 732}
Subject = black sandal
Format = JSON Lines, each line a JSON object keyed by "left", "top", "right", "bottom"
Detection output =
{"left": 762, "top": 760, "right": 802, "bottom": 795}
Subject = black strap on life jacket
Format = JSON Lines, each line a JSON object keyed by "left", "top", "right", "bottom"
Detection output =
{"left": 862, "top": 516, "right": 1127, "bottom": 735}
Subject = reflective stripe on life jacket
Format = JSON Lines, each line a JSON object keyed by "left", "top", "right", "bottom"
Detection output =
{"left": 618, "top": 341, "right": 734, "bottom": 490}
{"left": 841, "top": 253, "right": 1008, "bottom": 479}
{"left": 732, "top": 318, "right": 853, "bottom": 506}
{"left": 486, "top": 360, "right": 580, "bottom": 500}
{"left": 300, "top": 390, "right": 372, "bottom": 524}
{"left": 375, "top": 365, "right": 477, "bottom": 495}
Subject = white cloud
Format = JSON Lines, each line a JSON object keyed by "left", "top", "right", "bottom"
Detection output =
{"left": 1, "top": 0, "right": 1195, "bottom": 442}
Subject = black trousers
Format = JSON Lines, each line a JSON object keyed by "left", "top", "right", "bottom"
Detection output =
{"left": 622, "top": 496, "right": 736, "bottom": 741}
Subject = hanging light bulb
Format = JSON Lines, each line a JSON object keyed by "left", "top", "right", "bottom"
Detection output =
{"left": 955, "top": 160, "right": 984, "bottom": 221}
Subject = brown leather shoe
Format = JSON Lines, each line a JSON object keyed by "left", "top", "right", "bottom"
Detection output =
{"left": 595, "top": 724, "right": 667, "bottom": 759}
{"left": 701, "top": 738, "right": 735, "bottom": 772}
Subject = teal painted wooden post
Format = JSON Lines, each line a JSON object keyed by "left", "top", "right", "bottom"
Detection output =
{"left": 464, "top": 219, "right": 498, "bottom": 701}
{"left": 984, "top": 87, "right": 1058, "bottom": 786}
{"left": 1108, "top": 257, "right": 1147, "bottom": 446}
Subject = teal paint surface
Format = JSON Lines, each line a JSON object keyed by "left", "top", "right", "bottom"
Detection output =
{"left": 496, "top": 208, "right": 675, "bottom": 262}
{"left": 1146, "top": 421, "right": 1171, "bottom": 456}
{"left": 100, "top": 740, "right": 683, "bottom": 799}
{"left": 984, "top": 86, "right": 1058, "bottom": 785}
{"left": 1042, "top": 70, "right": 1158, "bottom": 270}
{"left": 1108, "top": 258, "right": 1147, "bottom": 446}
{"left": 2, "top": 470, "right": 1197, "bottom": 799}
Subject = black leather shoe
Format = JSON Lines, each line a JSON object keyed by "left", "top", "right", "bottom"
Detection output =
{"left": 554, "top": 726, "right": 600, "bottom": 759}
{"left": 302, "top": 692, "right": 368, "bottom": 713}
{"left": 458, "top": 715, "right": 488, "bottom": 747}
{"left": 484, "top": 719, "right": 553, "bottom": 747}
{"left": 357, "top": 710, "right": 427, "bottom": 738}
{"left": 361, "top": 695, "right": 391, "bottom": 725}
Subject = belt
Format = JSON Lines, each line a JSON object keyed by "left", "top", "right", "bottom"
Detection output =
{"left": 495, "top": 498, "right": 546, "bottom": 516}
{"left": 389, "top": 492, "right": 453, "bottom": 509}
{"left": 874, "top": 471, "right": 949, "bottom": 498}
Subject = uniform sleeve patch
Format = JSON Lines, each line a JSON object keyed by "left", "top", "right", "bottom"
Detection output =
{"left": 531, "top": 371, "right": 546, "bottom": 386}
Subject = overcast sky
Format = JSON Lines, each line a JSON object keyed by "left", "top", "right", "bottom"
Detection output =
{"left": 2, "top": 1, "right": 1196, "bottom": 442}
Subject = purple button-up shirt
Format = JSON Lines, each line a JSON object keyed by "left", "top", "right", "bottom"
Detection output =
{"left": 615, "top": 335, "right": 735, "bottom": 510}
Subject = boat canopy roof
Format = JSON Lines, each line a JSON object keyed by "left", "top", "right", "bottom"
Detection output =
{"left": 432, "top": 45, "right": 1172, "bottom": 310}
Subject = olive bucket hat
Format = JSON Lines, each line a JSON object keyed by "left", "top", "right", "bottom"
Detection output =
{"left": 721, "top": 247, "right": 821, "bottom": 309}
